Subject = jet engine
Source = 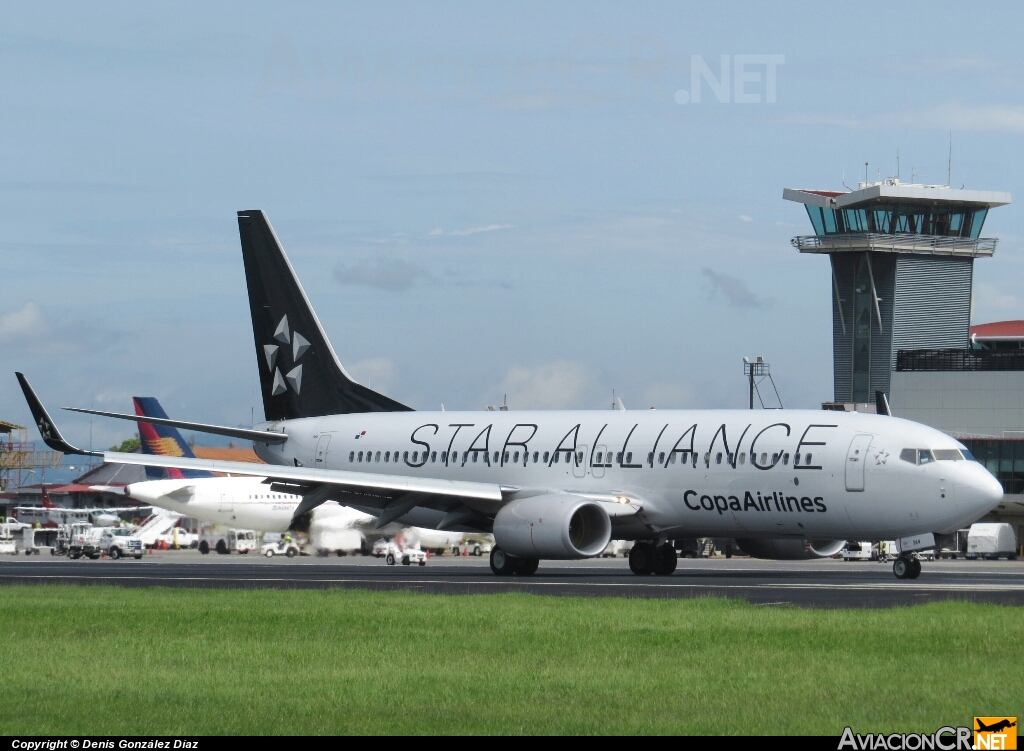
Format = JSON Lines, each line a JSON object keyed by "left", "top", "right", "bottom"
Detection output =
{"left": 492, "top": 494, "right": 612, "bottom": 559}
{"left": 734, "top": 538, "right": 846, "bottom": 560}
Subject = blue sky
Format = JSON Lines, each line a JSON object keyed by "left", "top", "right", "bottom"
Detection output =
{"left": 2, "top": 1, "right": 1023, "bottom": 451}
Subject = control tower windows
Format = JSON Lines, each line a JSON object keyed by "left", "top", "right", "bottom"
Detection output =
{"left": 853, "top": 255, "right": 873, "bottom": 402}
{"left": 805, "top": 203, "right": 989, "bottom": 238}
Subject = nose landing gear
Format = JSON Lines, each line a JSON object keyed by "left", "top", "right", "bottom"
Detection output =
{"left": 893, "top": 555, "right": 922, "bottom": 580}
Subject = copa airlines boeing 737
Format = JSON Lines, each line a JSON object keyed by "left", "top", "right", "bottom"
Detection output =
{"left": 40, "top": 210, "right": 1001, "bottom": 580}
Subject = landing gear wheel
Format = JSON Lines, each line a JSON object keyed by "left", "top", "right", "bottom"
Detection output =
{"left": 514, "top": 558, "right": 539, "bottom": 576}
{"left": 653, "top": 544, "right": 678, "bottom": 576}
{"left": 216, "top": 539, "right": 228, "bottom": 555}
{"left": 198, "top": 540, "right": 209, "bottom": 555}
{"left": 629, "top": 542, "right": 657, "bottom": 575}
{"left": 489, "top": 546, "right": 517, "bottom": 576}
{"left": 908, "top": 557, "right": 922, "bottom": 579}
{"left": 893, "top": 557, "right": 910, "bottom": 579}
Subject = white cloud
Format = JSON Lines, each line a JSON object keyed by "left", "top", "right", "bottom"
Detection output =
{"left": 448, "top": 224, "right": 512, "bottom": 236}
{"left": 497, "top": 361, "right": 591, "bottom": 410}
{"left": 347, "top": 358, "right": 395, "bottom": 392}
{"left": 739, "top": 215, "right": 753, "bottom": 222}
{"left": 427, "top": 227, "right": 444, "bottom": 236}
{"left": 0, "top": 301, "right": 48, "bottom": 344}
{"left": 785, "top": 101, "right": 1024, "bottom": 134}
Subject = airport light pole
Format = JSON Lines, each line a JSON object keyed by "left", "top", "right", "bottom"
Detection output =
{"left": 743, "top": 357, "right": 770, "bottom": 410}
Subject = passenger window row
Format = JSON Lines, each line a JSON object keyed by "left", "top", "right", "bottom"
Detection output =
{"left": 343, "top": 446, "right": 814, "bottom": 469}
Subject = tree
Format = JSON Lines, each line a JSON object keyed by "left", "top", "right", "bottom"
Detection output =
{"left": 109, "top": 437, "right": 141, "bottom": 453}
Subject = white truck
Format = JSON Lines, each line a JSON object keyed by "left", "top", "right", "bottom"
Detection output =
{"left": 966, "top": 523, "right": 1018, "bottom": 560}
{"left": 198, "top": 528, "right": 258, "bottom": 555}
{"left": 0, "top": 519, "right": 20, "bottom": 555}
{"left": 68, "top": 523, "right": 103, "bottom": 559}
{"left": 383, "top": 542, "right": 427, "bottom": 566}
{"left": 99, "top": 528, "right": 145, "bottom": 560}
{"left": 842, "top": 542, "right": 878, "bottom": 561}
{"left": 451, "top": 538, "right": 493, "bottom": 557}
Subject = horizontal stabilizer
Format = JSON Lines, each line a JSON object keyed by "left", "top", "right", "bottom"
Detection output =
{"left": 65, "top": 407, "right": 288, "bottom": 445}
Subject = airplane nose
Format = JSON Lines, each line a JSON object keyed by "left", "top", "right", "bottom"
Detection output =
{"left": 959, "top": 463, "right": 1003, "bottom": 517}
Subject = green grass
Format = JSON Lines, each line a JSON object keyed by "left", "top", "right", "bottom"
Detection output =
{"left": 0, "top": 586, "right": 1019, "bottom": 735}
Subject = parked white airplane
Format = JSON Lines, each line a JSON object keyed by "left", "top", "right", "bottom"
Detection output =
{"left": 14, "top": 487, "right": 143, "bottom": 528}
{"left": 52, "top": 210, "right": 1001, "bottom": 579}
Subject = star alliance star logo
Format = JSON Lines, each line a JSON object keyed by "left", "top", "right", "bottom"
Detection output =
{"left": 263, "top": 314, "right": 310, "bottom": 396}
{"left": 37, "top": 417, "right": 52, "bottom": 440}
{"left": 874, "top": 449, "right": 889, "bottom": 465}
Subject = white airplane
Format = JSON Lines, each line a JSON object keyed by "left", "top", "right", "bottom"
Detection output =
{"left": 50, "top": 210, "right": 1001, "bottom": 580}
{"left": 14, "top": 487, "right": 143, "bottom": 528}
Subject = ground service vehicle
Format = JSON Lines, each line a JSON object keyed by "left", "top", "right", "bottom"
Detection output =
{"left": 843, "top": 542, "right": 878, "bottom": 561}
{"left": 100, "top": 528, "right": 144, "bottom": 559}
{"left": 23, "top": 527, "right": 59, "bottom": 555}
{"left": 384, "top": 543, "right": 427, "bottom": 566}
{"left": 967, "top": 523, "right": 1018, "bottom": 560}
{"left": 262, "top": 537, "right": 301, "bottom": 557}
{"left": 199, "top": 528, "right": 257, "bottom": 555}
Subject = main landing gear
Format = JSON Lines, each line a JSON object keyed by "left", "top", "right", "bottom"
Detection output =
{"left": 489, "top": 546, "right": 539, "bottom": 576}
{"left": 629, "top": 542, "right": 677, "bottom": 576}
{"left": 892, "top": 555, "right": 922, "bottom": 580}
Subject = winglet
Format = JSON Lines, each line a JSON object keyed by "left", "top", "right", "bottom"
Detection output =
{"left": 15, "top": 372, "right": 102, "bottom": 456}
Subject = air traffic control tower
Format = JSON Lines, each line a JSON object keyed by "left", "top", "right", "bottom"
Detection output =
{"left": 784, "top": 180, "right": 1011, "bottom": 410}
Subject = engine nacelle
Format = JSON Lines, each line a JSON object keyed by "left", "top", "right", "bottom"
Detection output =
{"left": 735, "top": 538, "right": 846, "bottom": 561}
{"left": 493, "top": 494, "right": 612, "bottom": 559}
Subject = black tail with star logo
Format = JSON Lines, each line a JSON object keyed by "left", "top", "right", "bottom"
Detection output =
{"left": 237, "top": 210, "right": 412, "bottom": 421}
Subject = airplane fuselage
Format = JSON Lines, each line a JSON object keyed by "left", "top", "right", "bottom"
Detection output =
{"left": 250, "top": 408, "right": 1001, "bottom": 541}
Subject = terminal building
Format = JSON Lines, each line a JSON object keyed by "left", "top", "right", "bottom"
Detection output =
{"left": 785, "top": 179, "right": 1023, "bottom": 546}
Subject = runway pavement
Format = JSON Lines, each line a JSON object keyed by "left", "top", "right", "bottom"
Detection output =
{"left": 3, "top": 551, "right": 1023, "bottom": 607}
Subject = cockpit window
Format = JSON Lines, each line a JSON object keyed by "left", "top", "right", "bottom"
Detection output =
{"left": 900, "top": 449, "right": 943, "bottom": 465}
{"left": 960, "top": 449, "right": 976, "bottom": 461}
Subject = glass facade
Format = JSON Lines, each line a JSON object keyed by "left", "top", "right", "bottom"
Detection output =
{"left": 960, "top": 439, "right": 1024, "bottom": 495}
{"left": 852, "top": 255, "right": 872, "bottom": 402}
{"left": 805, "top": 202, "right": 988, "bottom": 238}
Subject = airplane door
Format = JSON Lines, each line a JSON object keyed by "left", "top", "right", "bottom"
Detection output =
{"left": 845, "top": 434, "right": 873, "bottom": 492}
{"left": 573, "top": 445, "right": 588, "bottom": 479}
{"left": 591, "top": 445, "right": 607, "bottom": 479}
{"left": 218, "top": 493, "right": 233, "bottom": 512}
{"left": 315, "top": 434, "right": 332, "bottom": 469}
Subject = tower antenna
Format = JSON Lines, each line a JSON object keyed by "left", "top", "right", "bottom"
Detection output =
{"left": 896, "top": 149, "right": 900, "bottom": 181}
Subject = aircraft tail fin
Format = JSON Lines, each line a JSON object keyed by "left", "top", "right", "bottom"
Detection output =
{"left": 236, "top": 210, "right": 412, "bottom": 420}
{"left": 133, "top": 397, "right": 214, "bottom": 480}
{"left": 41, "top": 487, "right": 55, "bottom": 508}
